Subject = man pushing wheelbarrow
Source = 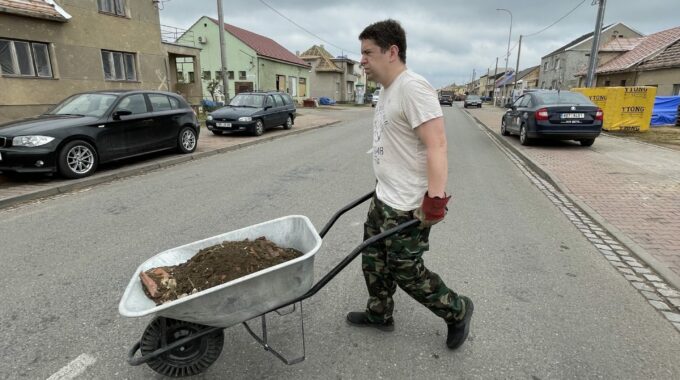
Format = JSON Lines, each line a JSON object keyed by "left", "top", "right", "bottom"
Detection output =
{"left": 347, "top": 19, "right": 474, "bottom": 349}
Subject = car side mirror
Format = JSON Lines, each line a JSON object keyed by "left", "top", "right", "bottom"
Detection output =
{"left": 264, "top": 105, "right": 272, "bottom": 110}
{"left": 113, "top": 109, "right": 132, "bottom": 120}
{"left": 504, "top": 103, "right": 513, "bottom": 109}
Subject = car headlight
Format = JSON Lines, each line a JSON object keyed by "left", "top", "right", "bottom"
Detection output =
{"left": 12, "top": 136, "right": 55, "bottom": 147}
{"left": 207, "top": 115, "right": 213, "bottom": 121}
{"left": 238, "top": 117, "right": 252, "bottom": 122}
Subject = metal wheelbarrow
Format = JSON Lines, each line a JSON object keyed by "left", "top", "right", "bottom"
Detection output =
{"left": 118, "top": 191, "right": 418, "bottom": 377}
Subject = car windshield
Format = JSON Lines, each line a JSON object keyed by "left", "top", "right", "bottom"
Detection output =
{"left": 535, "top": 92, "right": 591, "bottom": 105}
{"left": 467, "top": 96, "right": 481, "bottom": 101}
{"left": 229, "top": 94, "right": 265, "bottom": 108}
{"left": 48, "top": 93, "right": 118, "bottom": 118}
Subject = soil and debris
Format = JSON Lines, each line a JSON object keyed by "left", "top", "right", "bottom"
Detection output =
{"left": 608, "top": 126, "right": 680, "bottom": 150}
{"left": 140, "top": 237, "right": 303, "bottom": 305}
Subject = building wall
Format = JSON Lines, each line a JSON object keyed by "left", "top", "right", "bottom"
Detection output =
{"left": 539, "top": 24, "right": 642, "bottom": 90}
{"left": 303, "top": 58, "right": 341, "bottom": 99}
{"left": 636, "top": 68, "right": 680, "bottom": 96}
{"left": 595, "top": 71, "right": 637, "bottom": 87}
{"left": 258, "top": 58, "right": 309, "bottom": 101}
{"left": 185, "top": 16, "right": 308, "bottom": 102}
{"left": 0, "top": 0, "right": 167, "bottom": 122}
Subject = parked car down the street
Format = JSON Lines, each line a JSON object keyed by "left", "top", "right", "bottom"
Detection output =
{"left": 439, "top": 94, "right": 453, "bottom": 106}
{"left": 371, "top": 89, "right": 381, "bottom": 107}
{"left": 500, "top": 90, "right": 603, "bottom": 146}
{"left": 464, "top": 95, "right": 482, "bottom": 108}
{"left": 205, "top": 91, "right": 296, "bottom": 136}
{"left": 0, "top": 90, "right": 199, "bottom": 179}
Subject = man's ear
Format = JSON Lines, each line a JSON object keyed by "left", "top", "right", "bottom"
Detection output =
{"left": 389, "top": 45, "right": 400, "bottom": 63}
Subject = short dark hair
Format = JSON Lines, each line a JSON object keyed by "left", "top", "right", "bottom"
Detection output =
{"left": 359, "top": 19, "right": 406, "bottom": 63}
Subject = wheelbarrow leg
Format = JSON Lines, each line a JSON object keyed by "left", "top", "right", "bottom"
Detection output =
{"left": 242, "top": 301, "right": 306, "bottom": 365}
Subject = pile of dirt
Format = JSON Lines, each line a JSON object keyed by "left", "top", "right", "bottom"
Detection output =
{"left": 140, "top": 237, "right": 303, "bottom": 305}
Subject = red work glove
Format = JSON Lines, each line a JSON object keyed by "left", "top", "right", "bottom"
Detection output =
{"left": 414, "top": 192, "right": 452, "bottom": 227}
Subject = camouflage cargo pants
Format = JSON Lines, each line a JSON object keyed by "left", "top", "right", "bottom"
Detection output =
{"left": 362, "top": 195, "right": 464, "bottom": 324}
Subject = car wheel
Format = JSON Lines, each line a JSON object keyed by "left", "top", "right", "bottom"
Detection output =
{"left": 283, "top": 115, "right": 293, "bottom": 130}
{"left": 501, "top": 119, "right": 510, "bottom": 136}
{"left": 252, "top": 119, "right": 264, "bottom": 136}
{"left": 580, "top": 138, "right": 595, "bottom": 147}
{"left": 58, "top": 140, "right": 98, "bottom": 179}
{"left": 519, "top": 124, "right": 531, "bottom": 146}
{"left": 211, "top": 130, "right": 224, "bottom": 136}
{"left": 178, "top": 126, "right": 197, "bottom": 153}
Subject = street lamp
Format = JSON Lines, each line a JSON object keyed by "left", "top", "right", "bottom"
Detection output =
{"left": 496, "top": 8, "right": 512, "bottom": 105}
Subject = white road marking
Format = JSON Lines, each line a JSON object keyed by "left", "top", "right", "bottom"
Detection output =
{"left": 46, "top": 353, "right": 96, "bottom": 380}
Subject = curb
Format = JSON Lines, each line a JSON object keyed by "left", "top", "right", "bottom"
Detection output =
{"left": 464, "top": 109, "right": 680, "bottom": 291}
{"left": 0, "top": 120, "right": 341, "bottom": 210}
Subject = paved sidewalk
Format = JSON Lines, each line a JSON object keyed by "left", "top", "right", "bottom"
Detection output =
{"left": 0, "top": 109, "right": 343, "bottom": 208}
{"left": 465, "top": 105, "right": 680, "bottom": 284}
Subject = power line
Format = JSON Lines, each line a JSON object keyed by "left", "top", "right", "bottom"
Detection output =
{"left": 524, "top": 0, "right": 587, "bottom": 38}
{"left": 258, "top": 0, "right": 360, "bottom": 57}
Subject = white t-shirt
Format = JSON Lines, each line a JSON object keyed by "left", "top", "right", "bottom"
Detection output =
{"left": 372, "top": 70, "right": 443, "bottom": 211}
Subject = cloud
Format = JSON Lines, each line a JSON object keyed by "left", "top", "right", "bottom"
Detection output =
{"left": 158, "top": 0, "right": 680, "bottom": 87}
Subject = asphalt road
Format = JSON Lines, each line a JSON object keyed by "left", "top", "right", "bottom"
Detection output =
{"left": 1, "top": 105, "right": 679, "bottom": 379}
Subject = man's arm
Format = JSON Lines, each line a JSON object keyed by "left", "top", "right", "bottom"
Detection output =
{"left": 415, "top": 116, "right": 447, "bottom": 197}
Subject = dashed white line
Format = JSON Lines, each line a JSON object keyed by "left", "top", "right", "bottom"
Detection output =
{"left": 46, "top": 353, "right": 96, "bottom": 380}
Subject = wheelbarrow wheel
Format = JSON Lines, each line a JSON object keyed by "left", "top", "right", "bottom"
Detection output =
{"left": 140, "top": 317, "right": 224, "bottom": 377}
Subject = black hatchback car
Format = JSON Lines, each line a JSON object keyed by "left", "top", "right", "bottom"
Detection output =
{"left": 206, "top": 91, "right": 296, "bottom": 136}
{"left": 501, "top": 90, "right": 603, "bottom": 146}
{"left": 0, "top": 90, "right": 199, "bottom": 179}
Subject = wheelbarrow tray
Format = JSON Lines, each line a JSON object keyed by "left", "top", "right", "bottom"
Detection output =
{"left": 118, "top": 215, "right": 322, "bottom": 328}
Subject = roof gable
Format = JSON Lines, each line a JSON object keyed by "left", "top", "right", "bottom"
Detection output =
{"left": 208, "top": 18, "right": 309, "bottom": 68}
{"left": 0, "top": 0, "right": 71, "bottom": 22}
{"left": 596, "top": 26, "right": 680, "bottom": 74}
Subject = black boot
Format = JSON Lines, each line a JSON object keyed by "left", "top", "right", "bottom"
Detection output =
{"left": 446, "top": 297, "right": 474, "bottom": 349}
{"left": 346, "top": 312, "right": 395, "bottom": 332}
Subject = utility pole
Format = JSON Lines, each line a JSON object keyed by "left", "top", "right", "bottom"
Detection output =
{"left": 217, "top": 0, "right": 229, "bottom": 101}
{"left": 513, "top": 35, "right": 523, "bottom": 99}
{"left": 586, "top": 0, "right": 606, "bottom": 87}
{"left": 492, "top": 57, "right": 498, "bottom": 106}
{"left": 486, "top": 67, "right": 490, "bottom": 98}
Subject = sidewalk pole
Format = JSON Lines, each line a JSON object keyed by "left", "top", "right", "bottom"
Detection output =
{"left": 513, "top": 35, "right": 523, "bottom": 101}
{"left": 493, "top": 57, "right": 498, "bottom": 106}
{"left": 217, "top": 0, "right": 230, "bottom": 101}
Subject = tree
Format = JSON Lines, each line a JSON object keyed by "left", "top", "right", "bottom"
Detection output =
{"left": 206, "top": 79, "right": 222, "bottom": 102}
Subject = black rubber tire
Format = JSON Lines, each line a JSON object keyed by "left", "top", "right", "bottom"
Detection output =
{"left": 140, "top": 317, "right": 224, "bottom": 378}
{"left": 501, "top": 119, "right": 510, "bottom": 136}
{"left": 57, "top": 140, "right": 98, "bottom": 179}
{"left": 519, "top": 124, "right": 531, "bottom": 146}
{"left": 283, "top": 115, "right": 293, "bottom": 130}
{"left": 252, "top": 119, "right": 264, "bottom": 136}
{"left": 177, "top": 127, "right": 197, "bottom": 153}
{"left": 580, "top": 138, "right": 595, "bottom": 147}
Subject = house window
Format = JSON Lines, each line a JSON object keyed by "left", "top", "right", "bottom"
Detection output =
{"left": 543, "top": 61, "right": 548, "bottom": 71}
{"left": 604, "top": 80, "right": 611, "bottom": 86}
{"left": 215, "top": 71, "right": 222, "bottom": 80}
{"left": 101, "top": 50, "right": 136, "bottom": 81}
{"left": 228, "top": 71, "right": 234, "bottom": 80}
{"left": 202, "top": 71, "right": 211, "bottom": 80}
{"left": 620, "top": 80, "right": 626, "bottom": 86}
{"left": 276, "top": 75, "right": 286, "bottom": 92}
{"left": 555, "top": 59, "right": 560, "bottom": 70}
{"left": 336, "top": 82, "right": 340, "bottom": 92}
{"left": 288, "top": 76, "right": 297, "bottom": 96}
{"left": 347, "top": 81, "right": 353, "bottom": 94}
{"left": 0, "top": 39, "right": 52, "bottom": 78}
{"left": 673, "top": 84, "right": 680, "bottom": 95}
{"left": 98, "top": 0, "right": 126, "bottom": 16}
{"left": 188, "top": 71, "right": 195, "bottom": 83}
{"left": 239, "top": 71, "right": 246, "bottom": 80}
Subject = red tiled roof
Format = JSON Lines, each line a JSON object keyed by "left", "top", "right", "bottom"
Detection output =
{"left": 638, "top": 39, "right": 680, "bottom": 71}
{"left": 0, "top": 0, "right": 69, "bottom": 22}
{"left": 209, "top": 18, "right": 309, "bottom": 68}
{"left": 596, "top": 26, "right": 680, "bottom": 74}
{"left": 599, "top": 37, "right": 644, "bottom": 52}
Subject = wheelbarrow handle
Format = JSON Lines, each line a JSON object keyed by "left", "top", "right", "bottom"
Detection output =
{"left": 282, "top": 217, "right": 420, "bottom": 308}
{"left": 318, "top": 190, "right": 374, "bottom": 239}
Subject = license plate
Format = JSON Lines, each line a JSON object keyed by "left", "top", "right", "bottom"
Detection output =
{"left": 561, "top": 113, "right": 584, "bottom": 119}
{"left": 216, "top": 122, "right": 231, "bottom": 128}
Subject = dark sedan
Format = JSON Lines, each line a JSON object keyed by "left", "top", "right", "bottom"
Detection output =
{"left": 0, "top": 90, "right": 199, "bottom": 179}
{"left": 206, "top": 91, "right": 296, "bottom": 136}
{"left": 464, "top": 95, "right": 482, "bottom": 108}
{"left": 439, "top": 95, "right": 453, "bottom": 106}
{"left": 501, "top": 91, "right": 603, "bottom": 146}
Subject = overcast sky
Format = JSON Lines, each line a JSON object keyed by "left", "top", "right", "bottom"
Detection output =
{"left": 158, "top": 0, "right": 679, "bottom": 88}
